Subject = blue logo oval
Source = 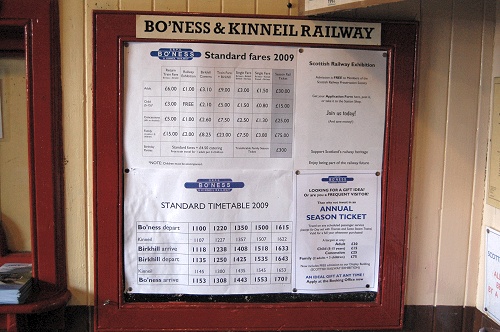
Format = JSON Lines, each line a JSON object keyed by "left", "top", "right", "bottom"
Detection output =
{"left": 150, "top": 48, "right": 202, "bottom": 60}
{"left": 184, "top": 178, "right": 245, "bottom": 192}
{"left": 321, "top": 176, "right": 354, "bottom": 184}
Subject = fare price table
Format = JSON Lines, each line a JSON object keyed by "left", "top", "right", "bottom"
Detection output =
{"left": 136, "top": 220, "right": 292, "bottom": 292}
{"left": 142, "top": 66, "right": 294, "bottom": 159}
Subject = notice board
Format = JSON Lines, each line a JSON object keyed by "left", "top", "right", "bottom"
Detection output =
{"left": 94, "top": 12, "right": 417, "bottom": 331}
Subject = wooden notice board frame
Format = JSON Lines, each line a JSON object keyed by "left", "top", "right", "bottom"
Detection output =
{"left": 94, "top": 11, "right": 417, "bottom": 331}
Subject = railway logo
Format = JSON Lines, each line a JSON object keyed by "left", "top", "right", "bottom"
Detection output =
{"left": 321, "top": 175, "right": 354, "bottom": 184}
{"left": 184, "top": 178, "right": 245, "bottom": 192}
{"left": 150, "top": 48, "right": 202, "bottom": 60}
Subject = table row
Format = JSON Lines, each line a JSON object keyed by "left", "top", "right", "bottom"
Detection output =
{"left": 138, "top": 262, "right": 291, "bottom": 276}
{"left": 142, "top": 142, "right": 292, "bottom": 158}
{"left": 146, "top": 81, "right": 293, "bottom": 99}
{"left": 136, "top": 221, "right": 292, "bottom": 233}
{"left": 138, "top": 232, "right": 291, "bottom": 244}
{"left": 143, "top": 96, "right": 294, "bottom": 113}
{"left": 143, "top": 127, "right": 293, "bottom": 143}
{"left": 136, "top": 273, "right": 292, "bottom": 286}
{"left": 159, "top": 67, "right": 294, "bottom": 84}
{"left": 143, "top": 112, "right": 293, "bottom": 127}
{"left": 137, "top": 243, "right": 292, "bottom": 255}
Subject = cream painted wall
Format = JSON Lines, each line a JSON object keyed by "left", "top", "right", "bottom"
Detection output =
{"left": 58, "top": 0, "right": 495, "bottom": 307}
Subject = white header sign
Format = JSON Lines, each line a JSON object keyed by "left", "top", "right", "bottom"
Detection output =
{"left": 136, "top": 15, "right": 381, "bottom": 46}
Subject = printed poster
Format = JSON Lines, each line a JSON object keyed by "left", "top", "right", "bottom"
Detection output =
{"left": 294, "top": 171, "right": 380, "bottom": 293}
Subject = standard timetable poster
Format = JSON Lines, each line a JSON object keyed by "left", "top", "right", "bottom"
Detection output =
{"left": 123, "top": 42, "right": 387, "bottom": 295}
{"left": 124, "top": 168, "right": 294, "bottom": 295}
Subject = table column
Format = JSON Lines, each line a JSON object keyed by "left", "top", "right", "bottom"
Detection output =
{"left": 196, "top": 67, "right": 215, "bottom": 143}
{"left": 160, "top": 66, "right": 181, "bottom": 146}
{"left": 251, "top": 222, "right": 272, "bottom": 285}
{"left": 209, "top": 222, "right": 231, "bottom": 286}
{"left": 230, "top": 222, "right": 251, "bottom": 285}
{"left": 271, "top": 221, "right": 292, "bottom": 284}
{"left": 234, "top": 68, "right": 253, "bottom": 144}
{"left": 251, "top": 70, "right": 272, "bottom": 148}
{"left": 188, "top": 222, "right": 210, "bottom": 286}
{"left": 142, "top": 81, "right": 163, "bottom": 156}
{"left": 136, "top": 221, "right": 189, "bottom": 287}
{"left": 179, "top": 67, "right": 198, "bottom": 142}
{"left": 271, "top": 69, "right": 294, "bottom": 158}
{"left": 214, "top": 68, "right": 234, "bottom": 147}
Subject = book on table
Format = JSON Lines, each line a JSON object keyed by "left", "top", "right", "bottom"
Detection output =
{"left": 0, "top": 263, "right": 33, "bottom": 304}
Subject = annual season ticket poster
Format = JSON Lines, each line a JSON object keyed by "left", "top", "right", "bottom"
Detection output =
{"left": 294, "top": 171, "right": 381, "bottom": 293}
{"left": 122, "top": 42, "right": 387, "bottom": 295}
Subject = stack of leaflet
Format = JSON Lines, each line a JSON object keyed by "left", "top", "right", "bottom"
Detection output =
{"left": 0, "top": 263, "right": 33, "bottom": 304}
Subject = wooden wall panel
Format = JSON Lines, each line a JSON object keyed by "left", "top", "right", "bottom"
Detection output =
{"left": 222, "top": 0, "right": 256, "bottom": 14}
{"left": 406, "top": 0, "right": 453, "bottom": 306}
{"left": 352, "top": 0, "right": 419, "bottom": 20}
{"left": 188, "top": 0, "right": 222, "bottom": 13}
{"left": 477, "top": 1, "right": 500, "bottom": 314}
{"left": 59, "top": 0, "right": 89, "bottom": 305}
{"left": 153, "top": 0, "right": 187, "bottom": 12}
{"left": 256, "top": 0, "right": 290, "bottom": 15}
{"left": 465, "top": 0, "right": 495, "bottom": 308}
{"left": 119, "top": 0, "right": 152, "bottom": 10}
{"left": 434, "top": 0, "right": 484, "bottom": 306}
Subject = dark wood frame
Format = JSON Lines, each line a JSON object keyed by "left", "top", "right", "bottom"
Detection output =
{"left": 0, "top": 0, "right": 70, "bottom": 330}
{"left": 94, "top": 11, "right": 417, "bottom": 331}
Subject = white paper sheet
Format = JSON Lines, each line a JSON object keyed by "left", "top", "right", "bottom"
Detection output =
{"left": 123, "top": 42, "right": 296, "bottom": 171}
{"left": 294, "top": 47, "right": 387, "bottom": 170}
{"left": 124, "top": 168, "right": 293, "bottom": 294}
{"left": 294, "top": 171, "right": 380, "bottom": 293}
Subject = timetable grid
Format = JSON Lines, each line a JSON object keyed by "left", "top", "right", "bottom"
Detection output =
{"left": 136, "top": 221, "right": 292, "bottom": 287}
{"left": 142, "top": 66, "right": 294, "bottom": 158}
